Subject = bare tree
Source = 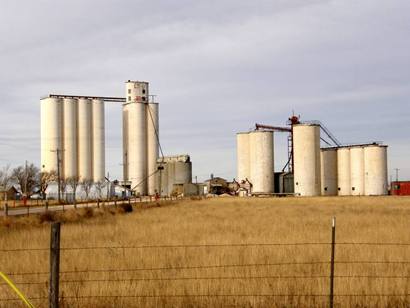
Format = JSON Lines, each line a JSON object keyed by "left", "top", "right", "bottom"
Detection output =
{"left": 95, "top": 181, "right": 106, "bottom": 200}
{"left": 67, "top": 176, "right": 80, "bottom": 209}
{"left": 81, "top": 179, "right": 93, "bottom": 202}
{"left": 40, "top": 171, "right": 57, "bottom": 200}
{"left": 12, "top": 162, "right": 39, "bottom": 196}
{"left": 0, "top": 165, "right": 13, "bottom": 204}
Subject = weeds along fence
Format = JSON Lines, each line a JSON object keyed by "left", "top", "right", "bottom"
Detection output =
{"left": 1, "top": 220, "right": 410, "bottom": 307}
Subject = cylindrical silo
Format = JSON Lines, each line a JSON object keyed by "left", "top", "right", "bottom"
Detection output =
{"left": 350, "top": 146, "right": 365, "bottom": 195}
{"left": 92, "top": 99, "right": 105, "bottom": 183}
{"left": 146, "top": 102, "right": 159, "bottom": 195}
{"left": 77, "top": 98, "right": 93, "bottom": 181}
{"left": 174, "top": 161, "right": 192, "bottom": 184}
{"left": 122, "top": 103, "right": 129, "bottom": 182}
{"left": 364, "top": 145, "right": 388, "bottom": 195}
{"left": 249, "top": 131, "right": 274, "bottom": 194}
{"left": 237, "top": 132, "right": 250, "bottom": 183}
{"left": 41, "top": 97, "right": 63, "bottom": 173}
{"left": 293, "top": 124, "right": 321, "bottom": 196}
{"left": 62, "top": 98, "right": 78, "bottom": 179}
{"left": 320, "top": 148, "right": 337, "bottom": 196}
{"left": 128, "top": 102, "right": 147, "bottom": 195}
{"left": 337, "top": 147, "right": 351, "bottom": 196}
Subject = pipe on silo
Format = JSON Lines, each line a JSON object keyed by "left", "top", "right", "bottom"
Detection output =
{"left": 146, "top": 102, "right": 159, "bottom": 195}
{"left": 41, "top": 98, "right": 63, "bottom": 174}
{"left": 249, "top": 131, "right": 274, "bottom": 194}
{"left": 350, "top": 146, "right": 365, "bottom": 195}
{"left": 62, "top": 98, "right": 78, "bottom": 179}
{"left": 364, "top": 145, "right": 388, "bottom": 195}
{"left": 92, "top": 99, "right": 105, "bottom": 183}
{"left": 293, "top": 124, "right": 321, "bottom": 196}
{"left": 78, "top": 98, "right": 93, "bottom": 181}
{"left": 236, "top": 132, "right": 250, "bottom": 183}
{"left": 320, "top": 148, "right": 337, "bottom": 196}
{"left": 122, "top": 103, "right": 129, "bottom": 182}
{"left": 337, "top": 147, "right": 351, "bottom": 196}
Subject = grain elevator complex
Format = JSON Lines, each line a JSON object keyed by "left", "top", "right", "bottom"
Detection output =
{"left": 236, "top": 116, "right": 388, "bottom": 197}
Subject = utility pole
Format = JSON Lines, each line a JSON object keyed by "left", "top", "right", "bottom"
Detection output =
{"left": 394, "top": 168, "right": 400, "bottom": 182}
{"left": 51, "top": 149, "right": 62, "bottom": 204}
{"left": 24, "top": 160, "right": 28, "bottom": 196}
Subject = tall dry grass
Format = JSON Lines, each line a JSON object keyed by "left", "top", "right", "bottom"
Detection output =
{"left": 0, "top": 196, "right": 409, "bottom": 307}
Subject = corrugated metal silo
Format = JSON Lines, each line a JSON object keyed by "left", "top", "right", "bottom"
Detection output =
{"left": 41, "top": 97, "right": 63, "bottom": 173}
{"left": 236, "top": 132, "right": 250, "bottom": 182}
{"left": 350, "top": 146, "right": 365, "bottom": 195}
{"left": 62, "top": 98, "right": 77, "bottom": 179}
{"left": 92, "top": 99, "right": 105, "bottom": 183}
{"left": 77, "top": 98, "right": 93, "bottom": 181}
{"left": 364, "top": 145, "right": 388, "bottom": 195}
{"left": 337, "top": 147, "right": 351, "bottom": 196}
{"left": 249, "top": 131, "right": 274, "bottom": 194}
{"left": 320, "top": 148, "right": 337, "bottom": 196}
{"left": 146, "top": 102, "right": 159, "bottom": 195}
{"left": 293, "top": 124, "right": 321, "bottom": 196}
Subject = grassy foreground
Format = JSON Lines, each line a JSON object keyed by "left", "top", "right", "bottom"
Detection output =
{"left": 1, "top": 196, "right": 409, "bottom": 307}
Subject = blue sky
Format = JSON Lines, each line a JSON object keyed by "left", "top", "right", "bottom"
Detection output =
{"left": 0, "top": 0, "right": 409, "bottom": 181}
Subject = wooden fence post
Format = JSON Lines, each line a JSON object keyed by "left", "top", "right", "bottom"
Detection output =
{"left": 4, "top": 203, "right": 8, "bottom": 216}
{"left": 49, "top": 222, "right": 61, "bottom": 308}
{"left": 329, "top": 217, "right": 336, "bottom": 308}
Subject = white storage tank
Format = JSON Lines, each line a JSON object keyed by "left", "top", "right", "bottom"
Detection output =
{"left": 92, "top": 99, "right": 105, "bottom": 183}
{"left": 337, "top": 147, "right": 351, "bottom": 196}
{"left": 350, "top": 146, "right": 365, "bottom": 195}
{"left": 146, "top": 102, "right": 159, "bottom": 195}
{"left": 62, "top": 98, "right": 78, "bottom": 179}
{"left": 78, "top": 98, "right": 93, "bottom": 181}
{"left": 320, "top": 148, "right": 337, "bottom": 196}
{"left": 40, "top": 97, "right": 63, "bottom": 173}
{"left": 249, "top": 131, "right": 274, "bottom": 194}
{"left": 293, "top": 124, "right": 321, "bottom": 196}
{"left": 236, "top": 132, "right": 250, "bottom": 183}
{"left": 364, "top": 145, "right": 388, "bottom": 195}
{"left": 126, "top": 81, "right": 149, "bottom": 195}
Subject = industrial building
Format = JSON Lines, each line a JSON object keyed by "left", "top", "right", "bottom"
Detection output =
{"left": 391, "top": 181, "right": 410, "bottom": 196}
{"left": 156, "top": 155, "right": 192, "bottom": 196}
{"left": 41, "top": 96, "right": 105, "bottom": 182}
{"left": 236, "top": 115, "right": 389, "bottom": 197}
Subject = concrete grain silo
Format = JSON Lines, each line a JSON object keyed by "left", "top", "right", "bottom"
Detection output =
{"left": 249, "top": 131, "right": 274, "bottom": 194}
{"left": 320, "top": 148, "right": 337, "bottom": 196}
{"left": 293, "top": 124, "right": 321, "bottom": 196}
{"left": 125, "top": 81, "right": 149, "bottom": 195}
{"left": 92, "top": 99, "right": 105, "bottom": 183}
{"left": 62, "top": 98, "right": 78, "bottom": 179}
{"left": 146, "top": 102, "right": 159, "bottom": 195}
{"left": 78, "top": 98, "right": 93, "bottom": 181}
{"left": 40, "top": 97, "right": 63, "bottom": 173}
{"left": 350, "top": 146, "right": 365, "bottom": 195}
{"left": 337, "top": 147, "right": 351, "bottom": 196}
{"left": 364, "top": 145, "right": 388, "bottom": 195}
{"left": 236, "top": 132, "right": 250, "bottom": 183}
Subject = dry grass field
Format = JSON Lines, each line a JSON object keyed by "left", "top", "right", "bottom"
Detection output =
{"left": 1, "top": 196, "right": 410, "bottom": 307}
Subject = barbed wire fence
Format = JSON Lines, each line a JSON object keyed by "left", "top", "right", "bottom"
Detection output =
{"left": 1, "top": 220, "right": 409, "bottom": 308}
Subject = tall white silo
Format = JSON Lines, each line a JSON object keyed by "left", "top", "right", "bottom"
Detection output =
{"left": 126, "top": 81, "right": 148, "bottom": 195}
{"left": 62, "top": 98, "right": 78, "bottom": 179}
{"left": 293, "top": 124, "right": 321, "bottom": 196}
{"left": 41, "top": 97, "right": 63, "bottom": 173}
{"left": 236, "top": 132, "right": 250, "bottom": 183}
{"left": 92, "top": 99, "right": 105, "bottom": 183}
{"left": 350, "top": 146, "right": 365, "bottom": 195}
{"left": 364, "top": 145, "right": 388, "bottom": 195}
{"left": 337, "top": 147, "right": 351, "bottom": 196}
{"left": 249, "top": 131, "right": 274, "bottom": 194}
{"left": 320, "top": 148, "right": 337, "bottom": 196}
{"left": 78, "top": 98, "right": 93, "bottom": 181}
{"left": 146, "top": 102, "right": 159, "bottom": 195}
{"left": 122, "top": 103, "right": 129, "bottom": 182}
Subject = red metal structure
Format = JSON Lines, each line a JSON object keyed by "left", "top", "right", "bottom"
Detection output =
{"left": 391, "top": 181, "right": 410, "bottom": 196}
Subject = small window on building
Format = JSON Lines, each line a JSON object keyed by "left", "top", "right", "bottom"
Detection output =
{"left": 128, "top": 89, "right": 131, "bottom": 94}
{"left": 352, "top": 187, "right": 355, "bottom": 191}
{"left": 142, "top": 96, "right": 146, "bottom": 101}
{"left": 338, "top": 187, "right": 341, "bottom": 191}
{"left": 128, "top": 96, "right": 131, "bottom": 101}
{"left": 142, "top": 89, "right": 146, "bottom": 94}
{"left": 295, "top": 182, "right": 299, "bottom": 186}
{"left": 324, "top": 187, "right": 328, "bottom": 191}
